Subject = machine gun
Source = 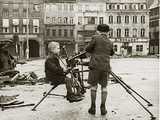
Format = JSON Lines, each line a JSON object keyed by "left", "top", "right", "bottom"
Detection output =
{"left": 61, "top": 46, "right": 87, "bottom": 92}
{"left": 62, "top": 46, "right": 87, "bottom": 68}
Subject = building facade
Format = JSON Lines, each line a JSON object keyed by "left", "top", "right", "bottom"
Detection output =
{"left": 76, "top": 0, "right": 150, "bottom": 56}
{"left": 149, "top": 0, "right": 159, "bottom": 54}
{"left": 76, "top": 0, "right": 107, "bottom": 51}
{"left": 0, "top": 0, "right": 151, "bottom": 58}
{"left": 106, "top": 0, "right": 149, "bottom": 56}
{"left": 44, "top": 0, "right": 77, "bottom": 56}
{"left": 0, "top": 0, "right": 44, "bottom": 59}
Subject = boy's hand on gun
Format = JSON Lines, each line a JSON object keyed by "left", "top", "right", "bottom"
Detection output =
{"left": 63, "top": 67, "right": 72, "bottom": 75}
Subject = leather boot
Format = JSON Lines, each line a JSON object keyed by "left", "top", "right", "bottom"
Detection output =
{"left": 100, "top": 104, "right": 107, "bottom": 115}
{"left": 88, "top": 90, "right": 96, "bottom": 115}
{"left": 101, "top": 90, "right": 107, "bottom": 115}
{"left": 88, "top": 104, "right": 96, "bottom": 115}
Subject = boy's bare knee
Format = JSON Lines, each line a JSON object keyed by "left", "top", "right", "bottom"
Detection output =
{"left": 101, "top": 87, "right": 107, "bottom": 92}
{"left": 91, "top": 85, "right": 98, "bottom": 91}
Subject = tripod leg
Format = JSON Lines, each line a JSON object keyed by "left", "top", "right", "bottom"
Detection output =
{"left": 110, "top": 72, "right": 152, "bottom": 106}
{"left": 129, "top": 93, "right": 156, "bottom": 120}
{"left": 31, "top": 85, "right": 57, "bottom": 111}
{"left": 110, "top": 72, "right": 156, "bottom": 119}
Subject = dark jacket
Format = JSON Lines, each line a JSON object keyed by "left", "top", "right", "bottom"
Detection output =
{"left": 45, "top": 54, "right": 65, "bottom": 85}
{"left": 86, "top": 34, "right": 114, "bottom": 72}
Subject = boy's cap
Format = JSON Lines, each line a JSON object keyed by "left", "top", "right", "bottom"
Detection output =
{"left": 97, "top": 24, "right": 110, "bottom": 33}
{"left": 48, "top": 42, "right": 59, "bottom": 51}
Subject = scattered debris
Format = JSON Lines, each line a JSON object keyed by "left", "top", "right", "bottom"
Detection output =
{"left": 0, "top": 71, "right": 38, "bottom": 87}
{"left": 0, "top": 95, "right": 34, "bottom": 111}
{"left": 0, "top": 95, "right": 19, "bottom": 106}
{"left": 2, "top": 103, "right": 35, "bottom": 111}
{"left": 13, "top": 72, "right": 38, "bottom": 85}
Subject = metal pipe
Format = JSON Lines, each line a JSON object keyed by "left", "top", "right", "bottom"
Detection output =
{"left": 110, "top": 71, "right": 152, "bottom": 106}
{"left": 31, "top": 85, "right": 58, "bottom": 111}
{"left": 110, "top": 72, "right": 155, "bottom": 119}
{"left": 26, "top": 0, "right": 29, "bottom": 60}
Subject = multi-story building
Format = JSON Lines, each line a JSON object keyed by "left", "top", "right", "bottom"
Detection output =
{"left": 76, "top": 0, "right": 150, "bottom": 56}
{"left": 0, "top": 0, "right": 44, "bottom": 59}
{"left": 76, "top": 0, "right": 107, "bottom": 51}
{"left": 106, "top": 0, "right": 150, "bottom": 56}
{"left": 0, "top": 0, "right": 151, "bottom": 58}
{"left": 149, "top": 0, "right": 159, "bottom": 54}
{"left": 44, "top": 0, "right": 77, "bottom": 56}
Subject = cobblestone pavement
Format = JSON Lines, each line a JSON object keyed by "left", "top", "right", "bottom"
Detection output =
{"left": 0, "top": 58, "right": 159, "bottom": 120}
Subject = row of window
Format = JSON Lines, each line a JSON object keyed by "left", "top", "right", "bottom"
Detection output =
{"left": 3, "top": 15, "right": 145, "bottom": 26}
{"left": 78, "top": 4, "right": 104, "bottom": 12}
{"left": 2, "top": 26, "right": 39, "bottom": 33}
{"left": 47, "top": 4, "right": 74, "bottom": 11}
{"left": 46, "top": 29, "right": 74, "bottom": 37}
{"left": 78, "top": 15, "right": 146, "bottom": 25}
{"left": 108, "top": 15, "right": 145, "bottom": 24}
{"left": 78, "top": 3, "right": 146, "bottom": 12}
{"left": 46, "top": 16, "right": 102, "bottom": 25}
{"left": 109, "top": 28, "right": 145, "bottom": 38}
{"left": 2, "top": 19, "right": 39, "bottom": 26}
{"left": 106, "top": 4, "right": 146, "bottom": 10}
{"left": 2, "top": 27, "right": 145, "bottom": 38}
{"left": 1, "top": 4, "right": 40, "bottom": 17}
{"left": 114, "top": 45, "right": 143, "bottom": 52}
{"left": 46, "top": 17, "right": 74, "bottom": 24}
{"left": 2, "top": 3, "right": 74, "bottom": 17}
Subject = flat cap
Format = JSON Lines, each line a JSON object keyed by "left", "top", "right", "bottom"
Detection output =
{"left": 97, "top": 24, "right": 110, "bottom": 32}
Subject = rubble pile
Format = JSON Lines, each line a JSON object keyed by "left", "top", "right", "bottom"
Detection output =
{"left": 0, "top": 95, "right": 19, "bottom": 105}
{"left": 0, "top": 95, "right": 35, "bottom": 111}
{"left": 0, "top": 71, "right": 38, "bottom": 88}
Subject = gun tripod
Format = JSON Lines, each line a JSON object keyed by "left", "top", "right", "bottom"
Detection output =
{"left": 110, "top": 71, "right": 156, "bottom": 120}
{"left": 31, "top": 85, "right": 58, "bottom": 111}
{"left": 31, "top": 70, "right": 85, "bottom": 111}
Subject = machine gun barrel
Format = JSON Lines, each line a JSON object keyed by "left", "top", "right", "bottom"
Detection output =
{"left": 68, "top": 51, "right": 87, "bottom": 62}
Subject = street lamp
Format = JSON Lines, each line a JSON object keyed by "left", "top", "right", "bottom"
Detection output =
{"left": 26, "top": 0, "right": 29, "bottom": 60}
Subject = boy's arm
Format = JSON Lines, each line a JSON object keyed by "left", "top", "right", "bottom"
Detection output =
{"left": 85, "top": 36, "right": 96, "bottom": 53}
{"left": 45, "top": 58, "right": 64, "bottom": 75}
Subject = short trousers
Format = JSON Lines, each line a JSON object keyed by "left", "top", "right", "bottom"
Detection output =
{"left": 87, "top": 70, "right": 109, "bottom": 87}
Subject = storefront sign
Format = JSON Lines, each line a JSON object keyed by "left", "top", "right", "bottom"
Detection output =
{"left": 114, "top": 38, "right": 149, "bottom": 43}
{"left": 115, "top": 38, "right": 138, "bottom": 42}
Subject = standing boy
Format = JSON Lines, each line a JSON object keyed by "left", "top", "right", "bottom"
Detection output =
{"left": 86, "top": 24, "right": 114, "bottom": 115}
